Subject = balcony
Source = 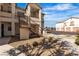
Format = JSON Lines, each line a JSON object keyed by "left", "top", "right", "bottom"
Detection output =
{"left": 30, "top": 17, "right": 40, "bottom": 24}
{"left": 31, "top": 12, "right": 39, "bottom": 18}
{"left": 0, "top": 11, "right": 12, "bottom": 18}
{"left": 0, "top": 11, "right": 19, "bottom": 22}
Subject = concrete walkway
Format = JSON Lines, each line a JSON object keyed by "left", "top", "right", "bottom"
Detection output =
{"left": 0, "top": 37, "right": 44, "bottom": 56}
{"left": 9, "top": 37, "right": 44, "bottom": 48}
{"left": 0, "top": 37, "right": 11, "bottom": 45}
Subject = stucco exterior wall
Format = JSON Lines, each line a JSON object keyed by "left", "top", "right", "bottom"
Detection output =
{"left": 74, "top": 18, "right": 79, "bottom": 27}
{"left": 56, "top": 22, "right": 64, "bottom": 31}
{"left": 0, "top": 3, "right": 43, "bottom": 39}
{"left": 0, "top": 17, "right": 18, "bottom": 23}
{"left": 56, "top": 17, "right": 79, "bottom": 32}
{"left": 15, "top": 23, "right": 19, "bottom": 35}
{"left": 20, "top": 28, "right": 29, "bottom": 39}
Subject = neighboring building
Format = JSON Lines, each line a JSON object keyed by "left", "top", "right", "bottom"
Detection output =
{"left": 0, "top": 3, "right": 44, "bottom": 39}
{"left": 56, "top": 17, "right": 79, "bottom": 32}
{"left": 56, "top": 22, "right": 64, "bottom": 31}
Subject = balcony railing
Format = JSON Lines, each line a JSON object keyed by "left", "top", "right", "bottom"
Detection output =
{"left": 30, "top": 17, "right": 40, "bottom": 24}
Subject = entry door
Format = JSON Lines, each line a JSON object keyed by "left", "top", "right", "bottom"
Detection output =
{"left": 1, "top": 24, "right": 4, "bottom": 37}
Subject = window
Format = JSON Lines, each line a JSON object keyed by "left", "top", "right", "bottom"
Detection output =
{"left": 70, "top": 21, "right": 74, "bottom": 26}
{"left": 8, "top": 26, "right": 11, "bottom": 31}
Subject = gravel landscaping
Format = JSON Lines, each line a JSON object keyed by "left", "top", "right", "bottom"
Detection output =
{"left": 6, "top": 38, "right": 79, "bottom": 56}
{"left": 0, "top": 34, "right": 79, "bottom": 56}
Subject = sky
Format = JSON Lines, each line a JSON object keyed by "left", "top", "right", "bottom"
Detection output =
{"left": 17, "top": 3, "right": 79, "bottom": 28}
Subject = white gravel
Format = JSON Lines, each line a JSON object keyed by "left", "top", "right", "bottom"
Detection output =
{"left": 0, "top": 44, "right": 14, "bottom": 56}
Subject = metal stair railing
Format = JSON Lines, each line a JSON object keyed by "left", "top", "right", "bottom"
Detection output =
{"left": 29, "top": 18, "right": 45, "bottom": 37}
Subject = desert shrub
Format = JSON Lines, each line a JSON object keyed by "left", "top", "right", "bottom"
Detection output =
{"left": 48, "top": 37, "right": 53, "bottom": 42}
{"left": 17, "top": 45, "right": 27, "bottom": 52}
{"left": 49, "top": 40, "right": 79, "bottom": 56}
{"left": 25, "top": 43, "right": 32, "bottom": 50}
{"left": 42, "top": 38, "right": 46, "bottom": 43}
{"left": 75, "top": 34, "right": 79, "bottom": 45}
{"left": 32, "top": 41, "right": 38, "bottom": 47}
{"left": 51, "top": 39, "right": 59, "bottom": 44}
{"left": 39, "top": 38, "right": 46, "bottom": 45}
{"left": 8, "top": 49, "right": 17, "bottom": 56}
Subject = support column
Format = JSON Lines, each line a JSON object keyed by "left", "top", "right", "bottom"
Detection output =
{"left": 11, "top": 3, "right": 15, "bottom": 18}
{"left": 11, "top": 22, "right": 15, "bottom": 36}
{"left": 39, "top": 9, "right": 42, "bottom": 35}
{"left": 11, "top": 3, "right": 15, "bottom": 36}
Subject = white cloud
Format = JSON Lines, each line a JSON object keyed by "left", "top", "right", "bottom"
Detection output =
{"left": 43, "top": 3, "right": 79, "bottom": 27}
{"left": 43, "top": 4, "right": 77, "bottom": 11}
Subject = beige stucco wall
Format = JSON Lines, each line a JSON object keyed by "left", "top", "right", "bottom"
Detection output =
{"left": 0, "top": 17, "right": 18, "bottom": 23}
{"left": 20, "top": 28, "right": 29, "bottom": 39}
{"left": 15, "top": 23, "right": 19, "bottom": 35}
{"left": 56, "top": 22, "right": 64, "bottom": 31}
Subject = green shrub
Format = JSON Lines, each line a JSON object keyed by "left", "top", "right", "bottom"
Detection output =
{"left": 75, "top": 35, "right": 79, "bottom": 45}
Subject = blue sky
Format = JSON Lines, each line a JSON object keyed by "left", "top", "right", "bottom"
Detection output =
{"left": 17, "top": 3, "right": 79, "bottom": 27}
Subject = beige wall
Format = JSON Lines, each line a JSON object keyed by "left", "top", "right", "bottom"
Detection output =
{"left": 0, "top": 17, "right": 18, "bottom": 23}
{"left": 15, "top": 23, "right": 19, "bottom": 35}
{"left": 20, "top": 28, "right": 29, "bottom": 39}
{"left": 73, "top": 27, "right": 79, "bottom": 32}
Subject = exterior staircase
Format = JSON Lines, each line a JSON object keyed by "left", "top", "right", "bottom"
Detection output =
{"left": 29, "top": 28, "right": 40, "bottom": 38}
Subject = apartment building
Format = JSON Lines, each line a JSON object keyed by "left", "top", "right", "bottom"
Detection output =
{"left": 0, "top": 3, "right": 44, "bottom": 39}
{"left": 0, "top": 3, "right": 18, "bottom": 38}
{"left": 56, "top": 17, "right": 79, "bottom": 32}
{"left": 56, "top": 22, "right": 64, "bottom": 31}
